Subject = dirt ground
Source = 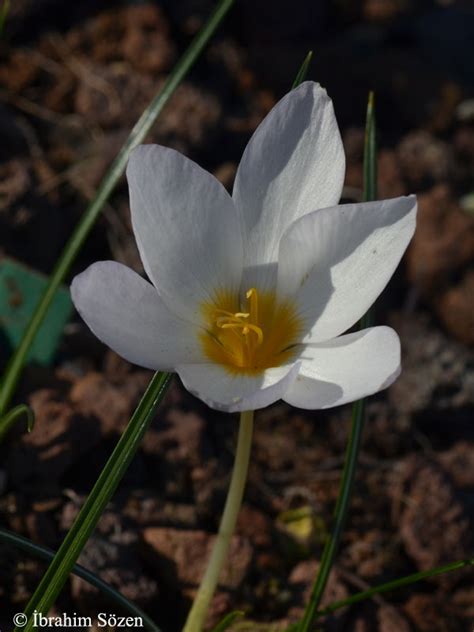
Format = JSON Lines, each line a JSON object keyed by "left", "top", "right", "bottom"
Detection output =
{"left": 0, "top": 1, "right": 473, "bottom": 631}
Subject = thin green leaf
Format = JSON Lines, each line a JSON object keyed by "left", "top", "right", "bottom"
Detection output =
{"left": 0, "top": 0, "right": 235, "bottom": 417}
{"left": 17, "top": 372, "right": 171, "bottom": 631}
{"left": 0, "top": 403, "right": 34, "bottom": 443}
{"left": 292, "top": 51, "right": 313, "bottom": 89}
{"left": 211, "top": 610, "right": 245, "bottom": 632}
{"left": 319, "top": 557, "right": 474, "bottom": 616}
{"left": 298, "top": 92, "right": 377, "bottom": 632}
{"left": 0, "top": 0, "right": 10, "bottom": 36}
{"left": 0, "top": 528, "right": 160, "bottom": 631}
{"left": 360, "top": 90, "right": 376, "bottom": 329}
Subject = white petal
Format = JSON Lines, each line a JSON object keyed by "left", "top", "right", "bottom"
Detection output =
{"left": 127, "top": 144, "right": 243, "bottom": 323}
{"left": 233, "top": 81, "right": 345, "bottom": 291}
{"left": 283, "top": 327, "right": 401, "bottom": 410}
{"left": 277, "top": 196, "right": 417, "bottom": 342}
{"left": 176, "top": 362, "right": 301, "bottom": 413}
{"left": 71, "top": 261, "right": 204, "bottom": 371}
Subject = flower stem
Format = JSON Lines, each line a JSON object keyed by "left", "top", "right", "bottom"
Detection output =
{"left": 182, "top": 409, "right": 254, "bottom": 632}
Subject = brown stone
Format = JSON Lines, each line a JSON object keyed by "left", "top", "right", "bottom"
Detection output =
{"left": 142, "top": 527, "right": 253, "bottom": 591}
{"left": 69, "top": 371, "right": 147, "bottom": 434}
{"left": 288, "top": 559, "right": 348, "bottom": 609}
{"left": 435, "top": 268, "right": 474, "bottom": 345}
{"left": 404, "top": 593, "right": 460, "bottom": 632}
{"left": 7, "top": 389, "right": 101, "bottom": 485}
{"left": 236, "top": 504, "right": 273, "bottom": 549}
{"left": 406, "top": 185, "right": 474, "bottom": 295}
{"left": 391, "top": 456, "right": 472, "bottom": 580}
{"left": 437, "top": 442, "right": 474, "bottom": 488}
{"left": 377, "top": 604, "right": 412, "bottom": 632}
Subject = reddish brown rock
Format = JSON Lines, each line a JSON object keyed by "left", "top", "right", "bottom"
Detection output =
{"left": 8, "top": 389, "right": 101, "bottom": 485}
{"left": 403, "top": 593, "right": 460, "bottom": 632}
{"left": 437, "top": 442, "right": 474, "bottom": 488}
{"left": 66, "top": 4, "right": 175, "bottom": 74}
{"left": 389, "top": 312, "right": 474, "bottom": 415}
{"left": 435, "top": 268, "right": 474, "bottom": 345}
{"left": 406, "top": 185, "right": 474, "bottom": 293}
{"left": 288, "top": 559, "right": 348, "bottom": 610}
{"left": 341, "top": 529, "right": 398, "bottom": 579}
{"left": 69, "top": 371, "right": 148, "bottom": 434}
{"left": 377, "top": 604, "right": 412, "bottom": 632}
{"left": 391, "top": 456, "right": 472, "bottom": 579}
{"left": 236, "top": 504, "right": 273, "bottom": 549}
{"left": 142, "top": 527, "right": 253, "bottom": 591}
{"left": 143, "top": 409, "right": 205, "bottom": 461}
{"left": 406, "top": 185, "right": 474, "bottom": 342}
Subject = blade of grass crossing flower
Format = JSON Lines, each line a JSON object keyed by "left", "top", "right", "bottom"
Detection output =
{"left": 298, "top": 92, "right": 377, "bottom": 632}
{"left": 0, "top": 403, "right": 34, "bottom": 443}
{"left": 363, "top": 92, "right": 376, "bottom": 203}
{"left": 320, "top": 557, "right": 474, "bottom": 616}
{"left": 292, "top": 51, "right": 313, "bottom": 89}
{"left": 0, "top": 0, "right": 235, "bottom": 417}
{"left": 360, "top": 91, "right": 376, "bottom": 329}
{"left": 16, "top": 371, "right": 171, "bottom": 631}
{"left": 0, "top": 528, "right": 161, "bottom": 632}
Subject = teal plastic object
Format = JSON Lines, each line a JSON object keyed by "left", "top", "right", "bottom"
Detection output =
{"left": 0, "top": 257, "right": 73, "bottom": 365}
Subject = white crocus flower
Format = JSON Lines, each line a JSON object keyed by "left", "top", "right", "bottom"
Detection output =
{"left": 71, "top": 81, "right": 416, "bottom": 413}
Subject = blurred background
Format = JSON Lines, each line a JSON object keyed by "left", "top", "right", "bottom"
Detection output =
{"left": 0, "top": 1, "right": 473, "bottom": 630}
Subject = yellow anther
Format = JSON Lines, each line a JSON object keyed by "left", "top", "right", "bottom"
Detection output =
{"left": 246, "top": 287, "right": 258, "bottom": 323}
{"left": 213, "top": 290, "right": 264, "bottom": 348}
{"left": 201, "top": 286, "right": 302, "bottom": 373}
{"left": 216, "top": 316, "right": 236, "bottom": 327}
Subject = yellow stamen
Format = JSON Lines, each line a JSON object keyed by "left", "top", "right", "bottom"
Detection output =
{"left": 200, "top": 287, "right": 303, "bottom": 374}
{"left": 246, "top": 287, "right": 258, "bottom": 323}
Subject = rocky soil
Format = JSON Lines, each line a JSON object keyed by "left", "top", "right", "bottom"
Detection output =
{"left": 0, "top": 1, "right": 473, "bottom": 631}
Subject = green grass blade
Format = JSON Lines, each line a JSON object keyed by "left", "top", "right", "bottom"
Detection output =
{"left": 298, "top": 92, "right": 377, "bottom": 631}
{"left": 0, "top": 0, "right": 235, "bottom": 416}
{"left": 0, "top": 403, "right": 34, "bottom": 443}
{"left": 319, "top": 557, "right": 474, "bottom": 616}
{"left": 292, "top": 51, "right": 313, "bottom": 89}
{"left": 210, "top": 611, "right": 245, "bottom": 632}
{"left": 0, "top": 0, "right": 10, "bottom": 36}
{"left": 16, "top": 371, "right": 171, "bottom": 631}
{"left": 0, "top": 528, "right": 161, "bottom": 631}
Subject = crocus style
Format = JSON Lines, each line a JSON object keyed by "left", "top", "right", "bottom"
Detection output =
{"left": 71, "top": 81, "right": 416, "bottom": 413}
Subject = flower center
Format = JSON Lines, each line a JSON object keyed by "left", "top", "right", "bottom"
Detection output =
{"left": 200, "top": 287, "right": 303, "bottom": 374}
